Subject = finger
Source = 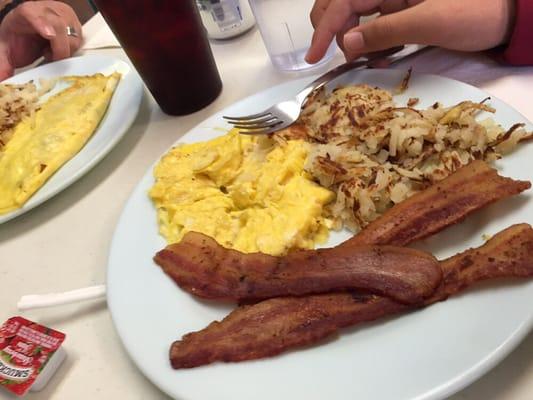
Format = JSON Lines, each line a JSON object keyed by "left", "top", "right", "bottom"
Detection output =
{"left": 310, "top": 0, "right": 331, "bottom": 28}
{"left": 67, "top": 20, "right": 83, "bottom": 54}
{"left": 306, "top": 0, "right": 355, "bottom": 63}
{"left": 328, "top": 0, "right": 408, "bottom": 51}
{"left": 379, "top": 0, "right": 412, "bottom": 14}
{"left": 67, "top": 36, "right": 82, "bottom": 55}
{"left": 342, "top": 4, "right": 430, "bottom": 60}
{"left": 310, "top": 0, "right": 352, "bottom": 61}
{"left": 45, "top": 6, "right": 83, "bottom": 54}
{"left": 0, "top": 42, "right": 14, "bottom": 81}
{"left": 335, "top": 14, "right": 359, "bottom": 52}
{"left": 5, "top": 2, "right": 56, "bottom": 38}
{"left": 22, "top": 6, "right": 73, "bottom": 60}
{"left": 46, "top": 19, "right": 70, "bottom": 60}
{"left": 49, "top": 31, "right": 70, "bottom": 60}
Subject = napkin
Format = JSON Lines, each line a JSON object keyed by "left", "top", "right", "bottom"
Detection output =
{"left": 81, "top": 12, "right": 121, "bottom": 50}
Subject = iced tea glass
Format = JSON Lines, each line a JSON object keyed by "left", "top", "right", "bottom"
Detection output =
{"left": 93, "top": 0, "right": 223, "bottom": 115}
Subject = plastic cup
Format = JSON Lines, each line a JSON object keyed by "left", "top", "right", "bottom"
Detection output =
{"left": 93, "top": 0, "right": 222, "bottom": 116}
{"left": 248, "top": 0, "right": 336, "bottom": 72}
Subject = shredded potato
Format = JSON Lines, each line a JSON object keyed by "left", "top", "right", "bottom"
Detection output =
{"left": 276, "top": 84, "right": 532, "bottom": 232}
{"left": 0, "top": 82, "right": 39, "bottom": 151}
{"left": 0, "top": 79, "right": 56, "bottom": 152}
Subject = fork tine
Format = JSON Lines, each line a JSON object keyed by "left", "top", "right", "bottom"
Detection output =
{"left": 227, "top": 116, "right": 280, "bottom": 126}
{"left": 233, "top": 120, "right": 284, "bottom": 131}
{"left": 223, "top": 111, "right": 272, "bottom": 122}
{"left": 238, "top": 123, "right": 288, "bottom": 135}
{"left": 238, "top": 128, "right": 273, "bottom": 135}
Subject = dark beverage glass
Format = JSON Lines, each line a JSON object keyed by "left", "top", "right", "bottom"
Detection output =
{"left": 93, "top": 0, "right": 222, "bottom": 115}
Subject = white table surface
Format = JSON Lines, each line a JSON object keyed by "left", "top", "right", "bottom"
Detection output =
{"left": 1, "top": 12, "right": 532, "bottom": 400}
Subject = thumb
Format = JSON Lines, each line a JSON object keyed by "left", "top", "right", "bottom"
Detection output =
{"left": 0, "top": 42, "right": 14, "bottom": 81}
{"left": 343, "top": 4, "right": 431, "bottom": 60}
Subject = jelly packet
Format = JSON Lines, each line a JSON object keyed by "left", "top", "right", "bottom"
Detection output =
{"left": 0, "top": 316, "right": 66, "bottom": 396}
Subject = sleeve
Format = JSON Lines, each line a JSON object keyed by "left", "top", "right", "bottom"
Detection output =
{"left": 499, "top": 0, "right": 533, "bottom": 65}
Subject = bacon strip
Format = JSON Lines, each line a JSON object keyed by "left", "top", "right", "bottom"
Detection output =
{"left": 340, "top": 160, "right": 531, "bottom": 247}
{"left": 169, "top": 224, "right": 533, "bottom": 369}
{"left": 155, "top": 234, "right": 441, "bottom": 304}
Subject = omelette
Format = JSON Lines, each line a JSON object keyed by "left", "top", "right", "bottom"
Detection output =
{"left": 0, "top": 73, "right": 121, "bottom": 214}
{"left": 150, "top": 129, "right": 334, "bottom": 256}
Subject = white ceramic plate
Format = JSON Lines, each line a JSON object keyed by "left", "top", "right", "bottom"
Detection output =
{"left": 107, "top": 69, "right": 533, "bottom": 400}
{"left": 0, "top": 55, "right": 143, "bottom": 224}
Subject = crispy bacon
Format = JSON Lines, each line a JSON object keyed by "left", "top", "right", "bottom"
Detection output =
{"left": 427, "top": 223, "right": 533, "bottom": 303}
{"left": 169, "top": 224, "right": 533, "bottom": 369}
{"left": 154, "top": 235, "right": 441, "bottom": 304}
{"left": 340, "top": 160, "right": 531, "bottom": 247}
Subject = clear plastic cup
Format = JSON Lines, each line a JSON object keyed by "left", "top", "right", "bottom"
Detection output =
{"left": 248, "top": 0, "right": 336, "bottom": 71}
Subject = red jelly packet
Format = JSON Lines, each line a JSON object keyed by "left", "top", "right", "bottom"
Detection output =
{"left": 0, "top": 316, "right": 66, "bottom": 396}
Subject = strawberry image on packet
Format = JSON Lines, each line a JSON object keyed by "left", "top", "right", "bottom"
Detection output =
{"left": 0, "top": 316, "right": 66, "bottom": 396}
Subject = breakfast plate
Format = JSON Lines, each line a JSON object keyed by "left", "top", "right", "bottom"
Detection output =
{"left": 0, "top": 55, "right": 143, "bottom": 224}
{"left": 107, "top": 69, "right": 533, "bottom": 400}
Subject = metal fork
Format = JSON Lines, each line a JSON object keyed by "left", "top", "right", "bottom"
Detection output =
{"left": 223, "top": 46, "right": 424, "bottom": 135}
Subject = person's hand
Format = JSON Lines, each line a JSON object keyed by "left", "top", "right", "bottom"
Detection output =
{"left": 306, "top": 0, "right": 516, "bottom": 63}
{"left": 0, "top": 1, "right": 83, "bottom": 80}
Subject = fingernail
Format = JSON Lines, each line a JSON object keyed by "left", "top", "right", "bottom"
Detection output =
{"left": 44, "top": 25, "right": 56, "bottom": 37}
{"left": 344, "top": 31, "right": 365, "bottom": 53}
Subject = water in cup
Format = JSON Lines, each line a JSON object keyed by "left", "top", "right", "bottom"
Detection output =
{"left": 249, "top": 0, "right": 336, "bottom": 71}
{"left": 271, "top": 45, "right": 333, "bottom": 72}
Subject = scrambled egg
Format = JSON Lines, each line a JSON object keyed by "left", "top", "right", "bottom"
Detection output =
{"left": 149, "top": 130, "right": 334, "bottom": 256}
{"left": 0, "top": 73, "right": 121, "bottom": 214}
